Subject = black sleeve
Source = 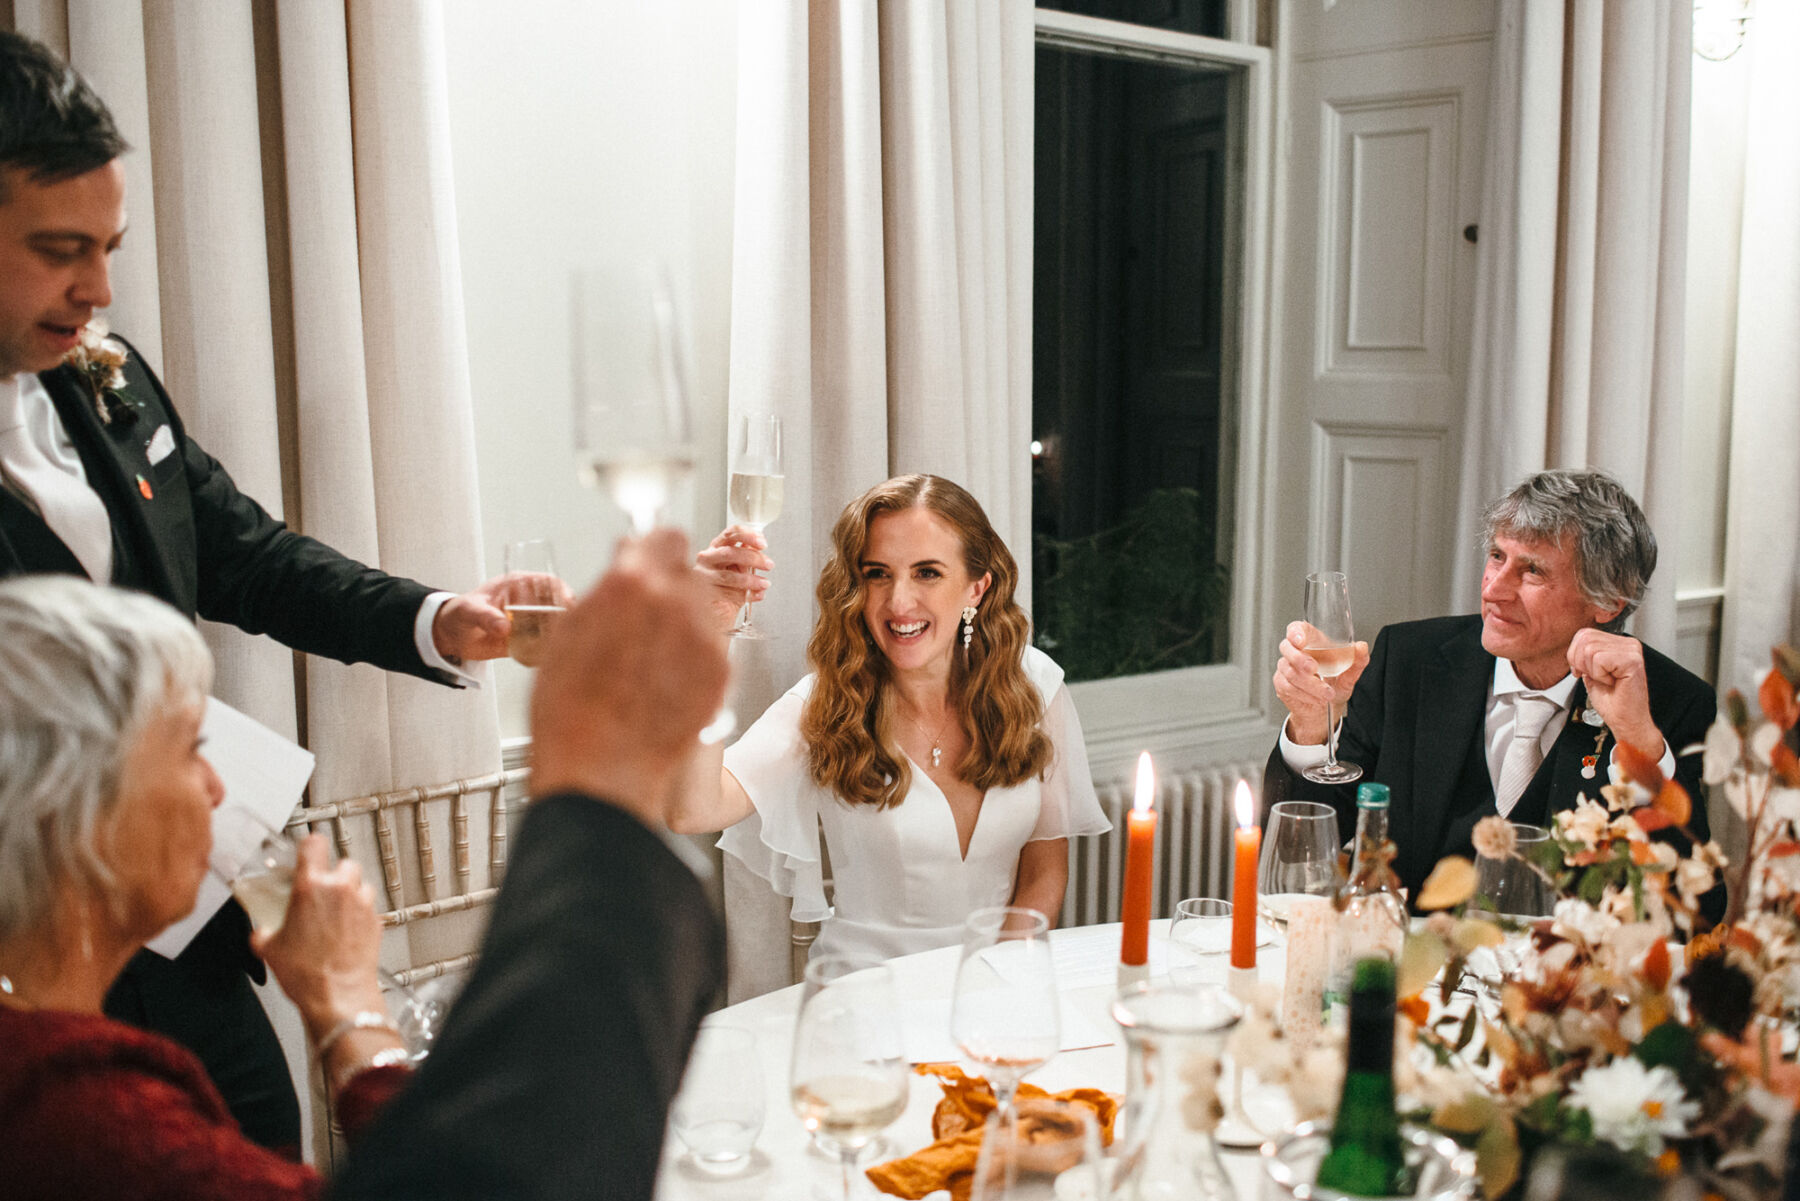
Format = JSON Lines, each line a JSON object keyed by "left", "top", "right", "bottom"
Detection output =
{"left": 123, "top": 346, "right": 453, "bottom": 685}
{"left": 330, "top": 795, "right": 726, "bottom": 1201}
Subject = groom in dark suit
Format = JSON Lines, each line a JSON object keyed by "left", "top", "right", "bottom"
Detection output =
{"left": 1265, "top": 469, "right": 1716, "bottom": 901}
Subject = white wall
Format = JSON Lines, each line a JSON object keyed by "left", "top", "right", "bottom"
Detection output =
{"left": 443, "top": 0, "right": 739, "bottom": 737}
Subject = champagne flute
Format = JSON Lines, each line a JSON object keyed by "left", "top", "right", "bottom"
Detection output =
{"left": 950, "top": 907, "right": 1059, "bottom": 1133}
{"left": 727, "top": 413, "right": 783, "bottom": 639}
{"left": 208, "top": 807, "right": 297, "bottom": 934}
{"left": 790, "top": 956, "right": 909, "bottom": 1200}
{"left": 500, "top": 539, "right": 567, "bottom": 668}
{"left": 1301, "top": 570, "right": 1363, "bottom": 784}
{"left": 1257, "top": 801, "right": 1342, "bottom": 929}
{"left": 570, "top": 262, "right": 697, "bottom": 536}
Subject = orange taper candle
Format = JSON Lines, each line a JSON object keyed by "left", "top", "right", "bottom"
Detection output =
{"left": 1119, "top": 751, "right": 1157, "bottom": 966}
{"left": 1230, "top": 779, "right": 1260, "bottom": 970}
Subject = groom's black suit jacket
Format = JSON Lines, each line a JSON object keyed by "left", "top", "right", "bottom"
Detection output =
{"left": 1264, "top": 614, "right": 1718, "bottom": 900}
{"left": 1, "top": 339, "right": 458, "bottom": 1148}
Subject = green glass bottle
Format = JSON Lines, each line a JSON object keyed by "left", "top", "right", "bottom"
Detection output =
{"left": 1315, "top": 956, "right": 1407, "bottom": 1197}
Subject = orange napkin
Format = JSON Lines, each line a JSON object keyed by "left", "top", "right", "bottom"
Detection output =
{"left": 864, "top": 1063, "right": 1119, "bottom": 1201}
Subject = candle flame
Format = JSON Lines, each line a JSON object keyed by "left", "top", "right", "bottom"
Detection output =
{"left": 1233, "top": 779, "right": 1255, "bottom": 828}
{"left": 1132, "top": 751, "right": 1156, "bottom": 816}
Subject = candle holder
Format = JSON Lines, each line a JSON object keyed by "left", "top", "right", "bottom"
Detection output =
{"left": 1117, "top": 960, "right": 1150, "bottom": 990}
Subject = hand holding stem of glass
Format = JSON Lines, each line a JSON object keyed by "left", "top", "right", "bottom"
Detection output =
{"left": 1300, "top": 571, "right": 1363, "bottom": 785}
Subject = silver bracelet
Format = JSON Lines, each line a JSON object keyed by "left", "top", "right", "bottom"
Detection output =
{"left": 316, "top": 1009, "right": 396, "bottom": 1059}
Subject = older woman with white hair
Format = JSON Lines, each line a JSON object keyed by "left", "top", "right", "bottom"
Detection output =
{"left": 0, "top": 576, "right": 410, "bottom": 1196}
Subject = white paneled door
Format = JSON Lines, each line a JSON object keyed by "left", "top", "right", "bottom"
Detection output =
{"left": 1269, "top": 2, "right": 1495, "bottom": 645}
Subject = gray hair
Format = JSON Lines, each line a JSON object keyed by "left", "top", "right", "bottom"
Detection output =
{"left": 1481, "top": 469, "right": 1656, "bottom": 633}
{"left": 0, "top": 577, "right": 211, "bottom": 944}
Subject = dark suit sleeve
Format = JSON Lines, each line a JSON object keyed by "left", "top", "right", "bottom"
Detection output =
{"left": 120, "top": 343, "right": 453, "bottom": 685}
{"left": 329, "top": 794, "right": 725, "bottom": 1201}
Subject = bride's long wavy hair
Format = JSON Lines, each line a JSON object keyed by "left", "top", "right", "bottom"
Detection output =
{"left": 800, "top": 475, "right": 1051, "bottom": 809}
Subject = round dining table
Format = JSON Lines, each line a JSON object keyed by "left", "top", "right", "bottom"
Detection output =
{"left": 654, "top": 919, "right": 1293, "bottom": 1200}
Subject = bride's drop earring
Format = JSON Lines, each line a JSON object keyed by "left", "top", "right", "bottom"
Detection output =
{"left": 961, "top": 605, "right": 977, "bottom": 655}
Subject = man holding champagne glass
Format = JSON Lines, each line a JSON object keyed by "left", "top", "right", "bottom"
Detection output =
{"left": 1265, "top": 470, "right": 1717, "bottom": 901}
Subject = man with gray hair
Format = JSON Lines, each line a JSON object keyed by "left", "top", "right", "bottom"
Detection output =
{"left": 1266, "top": 469, "right": 1716, "bottom": 899}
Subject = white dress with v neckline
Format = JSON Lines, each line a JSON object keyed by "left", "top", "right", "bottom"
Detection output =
{"left": 719, "top": 647, "right": 1110, "bottom": 962}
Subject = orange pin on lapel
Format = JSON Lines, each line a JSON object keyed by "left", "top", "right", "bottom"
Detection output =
{"left": 136, "top": 474, "right": 153, "bottom": 500}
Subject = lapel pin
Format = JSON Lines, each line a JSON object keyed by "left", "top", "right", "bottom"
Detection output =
{"left": 1581, "top": 755, "right": 1598, "bottom": 780}
{"left": 136, "top": 474, "right": 153, "bottom": 501}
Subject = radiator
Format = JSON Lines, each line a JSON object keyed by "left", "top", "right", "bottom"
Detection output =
{"left": 1061, "top": 760, "right": 1264, "bottom": 928}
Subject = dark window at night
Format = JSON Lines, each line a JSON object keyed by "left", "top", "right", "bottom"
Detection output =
{"left": 1031, "top": 42, "right": 1241, "bottom": 682}
{"left": 1035, "top": 0, "right": 1227, "bottom": 40}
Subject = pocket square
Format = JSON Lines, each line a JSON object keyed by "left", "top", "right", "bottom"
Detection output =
{"left": 145, "top": 424, "right": 176, "bottom": 465}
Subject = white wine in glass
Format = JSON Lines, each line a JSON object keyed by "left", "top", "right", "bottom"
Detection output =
{"left": 1301, "top": 570, "right": 1363, "bottom": 785}
{"left": 727, "top": 413, "right": 783, "bottom": 639}
{"left": 790, "top": 956, "right": 909, "bottom": 1201}
{"left": 501, "top": 539, "right": 567, "bottom": 668}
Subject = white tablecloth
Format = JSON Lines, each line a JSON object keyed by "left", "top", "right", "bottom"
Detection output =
{"left": 654, "top": 920, "right": 1292, "bottom": 1200}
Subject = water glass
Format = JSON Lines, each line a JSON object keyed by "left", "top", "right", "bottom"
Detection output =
{"left": 1168, "top": 897, "right": 1234, "bottom": 987}
{"left": 951, "top": 907, "right": 1059, "bottom": 1124}
{"left": 671, "top": 1023, "right": 766, "bottom": 1174}
{"left": 1475, "top": 823, "right": 1554, "bottom": 918}
{"left": 1257, "top": 800, "right": 1342, "bottom": 928}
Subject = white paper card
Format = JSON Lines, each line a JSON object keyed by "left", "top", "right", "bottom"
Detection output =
{"left": 982, "top": 926, "right": 1169, "bottom": 992}
{"left": 145, "top": 423, "right": 176, "bottom": 465}
{"left": 900, "top": 995, "right": 1113, "bottom": 1064}
{"left": 145, "top": 698, "right": 316, "bottom": 959}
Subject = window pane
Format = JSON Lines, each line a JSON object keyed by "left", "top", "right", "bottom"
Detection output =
{"left": 1031, "top": 44, "right": 1241, "bottom": 683}
{"left": 1035, "top": 0, "right": 1227, "bottom": 39}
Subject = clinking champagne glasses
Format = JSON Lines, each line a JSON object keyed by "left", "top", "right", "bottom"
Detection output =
{"left": 570, "top": 262, "right": 697, "bottom": 536}
{"left": 1301, "top": 570, "right": 1363, "bottom": 784}
{"left": 727, "top": 413, "right": 783, "bottom": 639}
{"left": 790, "top": 956, "right": 909, "bottom": 1201}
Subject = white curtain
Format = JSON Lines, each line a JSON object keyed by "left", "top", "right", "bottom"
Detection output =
{"left": 1453, "top": 0, "right": 1692, "bottom": 652}
{"left": 722, "top": 0, "right": 1035, "bottom": 999}
{"left": 1716, "top": 1, "right": 1800, "bottom": 690}
{"left": 9, "top": 0, "right": 499, "bottom": 1159}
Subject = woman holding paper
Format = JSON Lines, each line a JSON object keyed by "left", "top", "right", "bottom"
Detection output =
{"left": 676, "top": 474, "right": 1109, "bottom": 960}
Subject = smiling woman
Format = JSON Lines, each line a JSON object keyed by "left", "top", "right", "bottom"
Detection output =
{"left": 670, "top": 475, "right": 1111, "bottom": 963}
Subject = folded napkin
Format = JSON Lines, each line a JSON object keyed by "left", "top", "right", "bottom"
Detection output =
{"left": 865, "top": 1063, "right": 1120, "bottom": 1201}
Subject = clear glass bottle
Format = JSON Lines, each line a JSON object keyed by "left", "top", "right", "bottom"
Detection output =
{"left": 1324, "top": 782, "right": 1407, "bottom": 1020}
{"left": 1109, "top": 982, "right": 1242, "bottom": 1201}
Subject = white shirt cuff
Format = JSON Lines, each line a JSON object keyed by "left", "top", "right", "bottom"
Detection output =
{"left": 1278, "top": 716, "right": 1334, "bottom": 774}
{"left": 1606, "top": 736, "right": 1676, "bottom": 781}
{"left": 414, "top": 591, "right": 485, "bottom": 689}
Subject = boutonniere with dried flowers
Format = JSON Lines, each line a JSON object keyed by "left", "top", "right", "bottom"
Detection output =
{"left": 62, "top": 321, "right": 133, "bottom": 426}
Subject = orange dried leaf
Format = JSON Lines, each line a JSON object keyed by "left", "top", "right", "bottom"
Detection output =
{"left": 1632, "top": 806, "right": 1675, "bottom": 834}
{"left": 1760, "top": 667, "right": 1799, "bottom": 732}
{"left": 1640, "top": 938, "right": 1671, "bottom": 991}
{"left": 1398, "top": 994, "right": 1431, "bottom": 1027}
{"left": 1417, "top": 856, "right": 1479, "bottom": 910}
{"left": 1630, "top": 841, "right": 1659, "bottom": 866}
{"left": 1773, "top": 743, "right": 1800, "bottom": 789}
{"left": 1728, "top": 926, "right": 1764, "bottom": 955}
{"left": 1767, "top": 841, "right": 1800, "bottom": 859}
{"left": 1616, "top": 739, "right": 1666, "bottom": 790}
{"left": 1653, "top": 780, "right": 1692, "bottom": 827}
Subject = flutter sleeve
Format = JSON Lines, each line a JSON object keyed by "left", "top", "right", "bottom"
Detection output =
{"left": 1022, "top": 647, "right": 1110, "bottom": 842}
{"left": 719, "top": 678, "right": 834, "bottom": 923}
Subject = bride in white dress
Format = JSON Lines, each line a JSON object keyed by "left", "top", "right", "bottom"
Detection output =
{"left": 673, "top": 474, "right": 1109, "bottom": 962}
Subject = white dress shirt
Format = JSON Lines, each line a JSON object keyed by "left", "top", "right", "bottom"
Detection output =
{"left": 1280, "top": 654, "right": 1675, "bottom": 790}
{"left": 0, "top": 371, "right": 477, "bottom": 686}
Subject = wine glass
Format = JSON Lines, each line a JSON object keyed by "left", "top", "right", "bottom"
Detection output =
{"left": 1301, "top": 571, "right": 1363, "bottom": 784}
{"left": 500, "top": 539, "right": 567, "bottom": 668}
{"left": 968, "top": 1098, "right": 1107, "bottom": 1201}
{"left": 1475, "top": 823, "right": 1554, "bottom": 919}
{"left": 790, "top": 956, "right": 909, "bottom": 1200}
{"left": 377, "top": 968, "right": 447, "bottom": 1063}
{"left": 1168, "top": 897, "right": 1234, "bottom": 987}
{"left": 208, "top": 807, "right": 297, "bottom": 934}
{"left": 570, "top": 262, "right": 697, "bottom": 536}
{"left": 671, "top": 1022, "right": 766, "bottom": 1175}
{"left": 951, "top": 907, "right": 1059, "bottom": 1133}
{"left": 727, "top": 413, "right": 783, "bottom": 639}
{"left": 1257, "top": 801, "right": 1342, "bottom": 929}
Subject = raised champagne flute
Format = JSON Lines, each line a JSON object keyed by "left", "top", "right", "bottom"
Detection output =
{"left": 790, "top": 956, "right": 909, "bottom": 1200}
{"left": 1301, "top": 570, "right": 1363, "bottom": 784}
{"left": 570, "top": 262, "right": 697, "bottom": 537}
{"left": 950, "top": 907, "right": 1059, "bottom": 1138}
{"left": 500, "top": 539, "right": 567, "bottom": 669}
{"left": 727, "top": 412, "right": 782, "bottom": 639}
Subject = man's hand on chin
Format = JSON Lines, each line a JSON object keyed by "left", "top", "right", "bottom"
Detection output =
{"left": 1567, "top": 627, "right": 1664, "bottom": 758}
{"left": 432, "top": 585, "right": 513, "bottom": 663}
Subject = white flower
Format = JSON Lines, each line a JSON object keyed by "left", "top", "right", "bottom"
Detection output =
{"left": 1675, "top": 856, "right": 1718, "bottom": 906}
{"left": 1702, "top": 717, "right": 1741, "bottom": 786}
{"left": 1472, "top": 815, "right": 1517, "bottom": 861}
{"left": 1551, "top": 898, "right": 1616, "bottom": 946}
{"left": 1567, "top": 1058, "right": 1699, "bottom": 1155}
{"left": 1560, "top": 797, "right": 1611, "bottom": 850}
{"left": 1750, "top": 721, "right": 1783, "bottom": 768}
{"left": 1767, "top": 786, "right": 1800, "bottom": 828}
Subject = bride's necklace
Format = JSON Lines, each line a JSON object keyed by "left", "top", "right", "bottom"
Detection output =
{"left": 904, "top": 706, "right": 956, "bottom": 770}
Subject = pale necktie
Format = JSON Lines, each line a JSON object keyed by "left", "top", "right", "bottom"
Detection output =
{"left": 1495, "top": 693, "right": 1558, "bottom": 818}
{"left": 0, "top": 378, "right": 114, "bottom": 582}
